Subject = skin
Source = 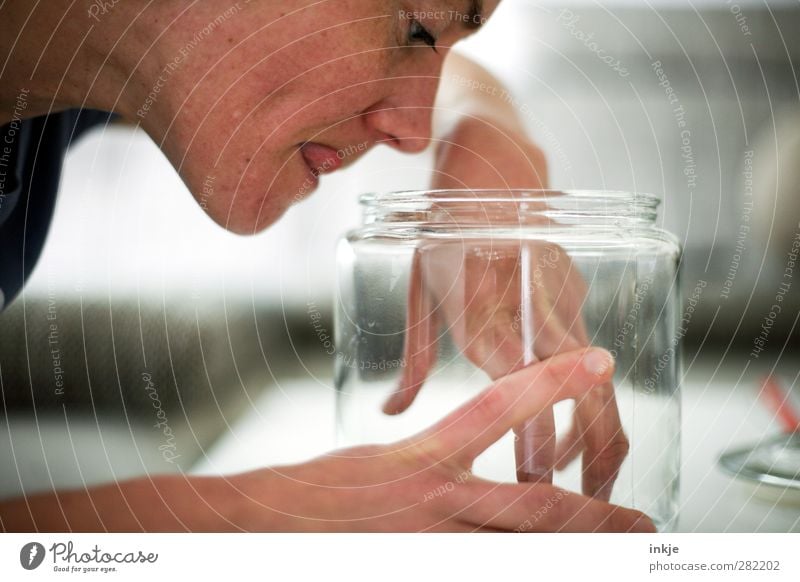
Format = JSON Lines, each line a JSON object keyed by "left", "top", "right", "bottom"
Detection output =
{"left": 2, "top": 0, "right": 490, "bottom": 233}
{"left": 390, "top": 236, "right": 628, "bottom": 497}
{"left": 0, "top": 0, "right": 653, "bottom": 531}
{"left": 1, "top": 349, "right": 654, "bottom": 532}
{"left": 384, "top": 79, "right": 629, "bottom": 499}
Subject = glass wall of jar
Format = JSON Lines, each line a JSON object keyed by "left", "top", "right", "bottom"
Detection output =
{"left": 334, "top": 190, "right": 682, "bottom": 531}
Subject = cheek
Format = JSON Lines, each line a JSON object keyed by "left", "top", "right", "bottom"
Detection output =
{"left": 246, "top": 12, "right": 396, "bottom": 130}
{"left": 175, "top": 2, "right": 398, "bottom": 234}
{"left": 252, "top": 62, "right": 387, "bottom": 144}
{"left": 211, "top": 64, "right": 396, "bottom": 233}
{"left": 174, "top": 87, "right": 314, "bottom": 234}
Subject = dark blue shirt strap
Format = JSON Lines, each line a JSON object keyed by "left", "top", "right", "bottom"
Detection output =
{"left": 0, "top": 109, "right": 114, "bottom": 311}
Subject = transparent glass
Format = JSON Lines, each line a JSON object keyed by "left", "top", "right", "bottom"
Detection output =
{"left": 334, "top": 190, "right": 682, "bottom": 531}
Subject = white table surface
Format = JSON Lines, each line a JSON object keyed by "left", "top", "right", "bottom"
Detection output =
{"left": 192, "top": 359, "right": 800, "bottom": 533}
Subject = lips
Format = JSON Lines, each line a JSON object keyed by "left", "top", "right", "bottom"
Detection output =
{"left": 300, "top": 142, "right": 342, "bottom": 176}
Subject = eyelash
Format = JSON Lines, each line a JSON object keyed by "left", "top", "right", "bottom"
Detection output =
{"left": 408, "top": 20, "right": 438, "bottom": 53}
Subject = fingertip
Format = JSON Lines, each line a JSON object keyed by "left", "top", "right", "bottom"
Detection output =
{"left": 383, "top": 379, "right": 423, "bottom": 415}
{"left": 382, "top": 394, "right": 407, "bottom": 415}
{"left": 582, "top": 348, "right": 615, "bottom": 380}
{"left": 554, "top": 457, "right": 567, "bottom": 471}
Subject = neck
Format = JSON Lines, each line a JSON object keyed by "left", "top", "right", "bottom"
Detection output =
{"left": 0, "top": 0, "right": 157, "bottom": 125}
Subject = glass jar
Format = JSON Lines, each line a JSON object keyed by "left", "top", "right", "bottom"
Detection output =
{"left": 334, "top": 190, "right": 682, "bottom": 531}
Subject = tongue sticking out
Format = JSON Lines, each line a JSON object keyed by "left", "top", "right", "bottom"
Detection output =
{"left": 301, "top": 143, "right": 342, "bottom": 175}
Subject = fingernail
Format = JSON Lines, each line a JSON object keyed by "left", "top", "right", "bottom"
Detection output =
{"left": 382, "top": 396, "right": 403, "bottom": 415}
{"left": 583, "top": 349, "right": 615, "bottom": 377}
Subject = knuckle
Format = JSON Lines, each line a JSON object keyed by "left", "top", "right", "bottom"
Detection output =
{"left": 524, "top": 144, "right": 549, "bottom": 186}
{"left": 396, "top": 436, "right": 446, "bottom": 468}
{"left": 526, "top": 143, "right": 548, "bottom": 168}
{"left": 537, "top": 359, "right": 569, "bottom": 395}
{"left": 585, "top": 440, "right": 630, "bottom": 474}
{"left": 597, "top": 435, "right": 630, "bottom": 463}
{"left": 473, "top": 385, "right": 509, "bottom": 423}
{"left": 448, "top": 116, "right": 486, "bottom": 142}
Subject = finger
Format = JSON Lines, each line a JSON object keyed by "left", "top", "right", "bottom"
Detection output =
{"left": 555, "top": 254, "right": 591, "bottom": 345}
{"left": 531, "top": 280, "right": 586, "bottom": 359}
{"left": 553, "top": 418, "right": 585, "bottom": 470}
{"left": 576, "top": 381, "right": 629, "bottom": 501}
{"left": 456, "top": 250, "right": 527, "bottom": 379}
{"left": 512, "top": 243, "right": 576, "bottom": 484}
{"left": 514, "top": 410, "right": 555, "bottom": 483}
{"left": 409, "top": 348, "right": 616, "bottom": 468}
{"left": 516, "top": 243, "right": 590, "bottom": 482}
{"left": 383, "top": 251, "right": 439, "bottom": 415}
{"left": 463, "top": 481, "right": 656, "bottom": 533}
{"left": 530, "top": 243, "right": 590, "bottom": 359}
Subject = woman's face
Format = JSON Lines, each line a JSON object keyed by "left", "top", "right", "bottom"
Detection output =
{"left": 140, "top": 0, "right": 498, "bottom": 234}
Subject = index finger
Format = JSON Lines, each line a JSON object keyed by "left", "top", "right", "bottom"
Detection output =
{"left": 383, "top": 250, "right": 439, "bottom": 415}
{"left": 407, "top": 347, "right": 616, "bottom": 469}
{"left": 576, "top": 381, "right": 629, "bottom": 501}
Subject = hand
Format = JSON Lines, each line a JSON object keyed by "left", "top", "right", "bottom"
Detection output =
{"left": 383, "top": 116, "right": 629, "bottom": 501}
{"left": 0, "top": 352, "right": 651, "bottom": 533}
{"left": 230, "top": 349, "right": 654, "bottom": 532}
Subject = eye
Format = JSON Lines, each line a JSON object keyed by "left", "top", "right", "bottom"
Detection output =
{"left": 408, "top": 19, "right": 438, "bottom": 53}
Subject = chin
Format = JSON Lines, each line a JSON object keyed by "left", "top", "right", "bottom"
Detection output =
{"left": 219, "top": 192, "right": 296, "bottom": 235}
{"left": 220, "top": 207, "right": 283, "bottom": 236}
{"left": 198, "top": 163, "right": 313, "bottom": 234}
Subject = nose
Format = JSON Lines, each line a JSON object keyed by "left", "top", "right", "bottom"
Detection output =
{"left": 363, "top": 74, "right": 440, "bottom": 154}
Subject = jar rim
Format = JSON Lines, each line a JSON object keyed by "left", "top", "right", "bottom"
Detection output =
{"left": 360, "top": 189, "right": 661, "bottom": 207}
{"left": 358, "top": 189, "right": 662, "bottom": 228}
